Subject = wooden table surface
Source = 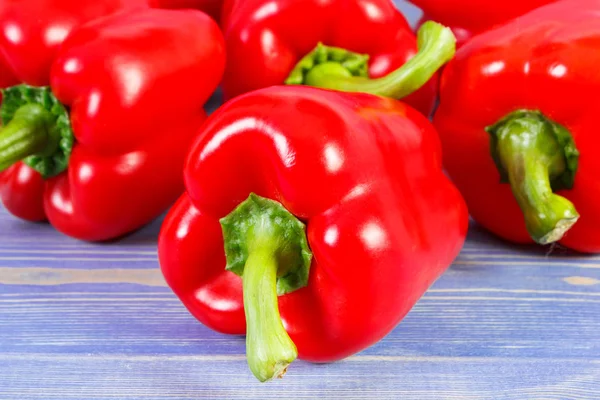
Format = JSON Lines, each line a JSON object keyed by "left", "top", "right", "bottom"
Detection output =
{"left": 1, "top": 3, "right": 600, "bottom": 399}
{"left": 2, "top": 206, "right": 600, "bottom": 400}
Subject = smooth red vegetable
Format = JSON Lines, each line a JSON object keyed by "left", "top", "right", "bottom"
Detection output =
{"left": 0, "top": 3, "right": 225, "bottom": 241}
{"left": 411, "top": 0, "right": 558, "bottom": 45}
{"left": 434, "top": 0, "right": 600, "bottom": 253}
{"left": 221, "top": 0, "right": 443, "bottom": 116}
{"left": 158, "top": 82, "right": 468, "bottom": 381}
{"left": 149, "top": 0, "right": 223, "bottom": 20}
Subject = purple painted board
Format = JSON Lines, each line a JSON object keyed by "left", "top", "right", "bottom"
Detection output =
{"left": 1, "top": 1, "right": 600, "bottom": 399}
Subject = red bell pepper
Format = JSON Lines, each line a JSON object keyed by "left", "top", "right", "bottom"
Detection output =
{"left": 158, "top": 54, "right": 468, "bottom": 380}
{"left": 0, "top": 3, "right": 225, "bottom": 241}
{"left": 434, "top": 0, "right": 600, "bottom": 252}
{"left": 221, "top": 0, "right": 445, "bottom": 116}
{"left": 411, "top": 0, "right": 558, "bottom": 45}
{"left": 149, "top": 0, "right": 223, "bottom": 20}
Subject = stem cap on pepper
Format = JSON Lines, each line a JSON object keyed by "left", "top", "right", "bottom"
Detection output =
{"left": 220, "top": 193, "right": 313, "bottom": 382}
{"left": 0, "top": 85, "right": 73, "bottom": 178}
{"left": 285, "top": 43, "right": 370, "bottom": 86}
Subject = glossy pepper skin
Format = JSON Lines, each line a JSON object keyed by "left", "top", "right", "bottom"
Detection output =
{"left": 149, "top": 0, "right": 223, "bottom": 20}
{"left": 434, "top": 0, "right": 600, "bottom": 253}
{"left": 411, "top": 0, "right": 558, "bottom": 46}
{"left": 221, "top": 0, "right": 439, "bottom": 116}
{"left": 0, "top": 0, "right": 150, "bottom": 87}
{"left": 0, "top": 4, "right": 225, "bottom": 241}
{"left": 158, "top": 85, "right": 468, "bottom": 381}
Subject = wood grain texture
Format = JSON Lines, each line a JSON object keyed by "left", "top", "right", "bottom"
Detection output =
{"left": 1, "top": 3, "right": 599, "bottom": 398}
{"left": 1, "top": 207, "right": 600, "bottom": 400}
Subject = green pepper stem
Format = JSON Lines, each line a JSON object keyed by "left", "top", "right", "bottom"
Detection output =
{"left": 490, "top": 112, "right": 580, "bottom": 244}
{"left": 303, "top": 21, "right": 456, "bottom": 99}
{"left": 0, "top": 103, "right": 57, "bottom": 172}
{"left": 221, "top": 194, "right": 312, "bottom": 382}
{"left": 243, "top": 243, "right": 298, "bottom": 382}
